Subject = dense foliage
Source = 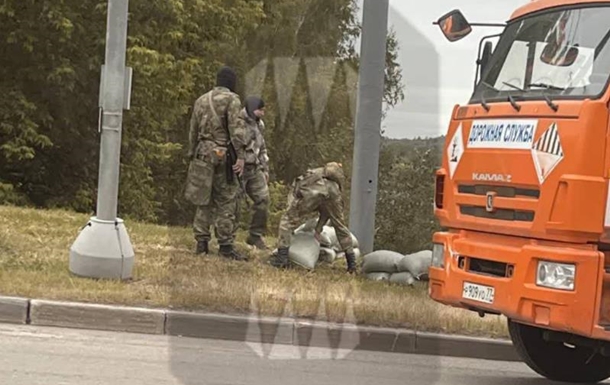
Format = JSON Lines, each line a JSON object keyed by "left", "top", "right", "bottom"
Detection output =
{"left": 0, "top": 0, "right": 444, "bottom": 253}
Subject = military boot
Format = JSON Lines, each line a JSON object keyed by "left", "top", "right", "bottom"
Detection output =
{"left": 246, "top": 234, "right": 267, "bottom": 250}
{"left": 196, "top": 240, "right": 209, "bottom": 255}
{"left": 345, "top": 251, "right": 357, "bottom": 274}
{"left": 219, "top": 244, "right": 248, "bottom": 261}
{"left": 270, "top": 247, "right": 290, "bottom": 269}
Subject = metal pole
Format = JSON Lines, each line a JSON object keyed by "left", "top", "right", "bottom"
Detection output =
{"left": 349, "top": 0, "right": 389, "bottom": 255}
{"left": 97, "top": 0, "right": 129, "bottom": 220}
{"left": 69, "top": 0, "right": 134, "bottom": 280}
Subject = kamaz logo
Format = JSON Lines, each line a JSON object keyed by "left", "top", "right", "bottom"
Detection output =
{"left": 472, "top": 173, "right": 512, "bottom": 183}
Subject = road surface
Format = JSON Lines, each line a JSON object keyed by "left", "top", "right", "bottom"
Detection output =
{"left": 0, "top": 323, "right": 601, "bottom": 385}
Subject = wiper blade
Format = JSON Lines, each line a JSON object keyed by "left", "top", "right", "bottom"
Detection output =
{"left": 502, "top": 81, "right": 524, "bottom": 91}
{"left": 526, "top": 82, "right": 560, "bottom": 111}
{"left": 478, "top": 82, "right": 495, "bottom": 111}
{"left": 507, "top": 94, "right": 521, "bottom": 112}
{"left": 542, "top": 94, "right": 558, "bottom": 112}
{"left": 527, "top": 82, "right": 565, "bottom": 91}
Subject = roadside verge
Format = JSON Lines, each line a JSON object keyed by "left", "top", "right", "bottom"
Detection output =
{"left": 0, "top": 295, "right": 519, "bottom": 362}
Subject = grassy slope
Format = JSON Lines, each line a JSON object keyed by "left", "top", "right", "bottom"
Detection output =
{"left": 0, "top": 205, "right": 509, "bottom": 338}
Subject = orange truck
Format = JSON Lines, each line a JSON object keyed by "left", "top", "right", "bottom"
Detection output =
{"left": 430, "top": 0, "right": 610, "bottom": 382}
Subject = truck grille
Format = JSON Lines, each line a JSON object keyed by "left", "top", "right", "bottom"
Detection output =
{"left": 457, "top": 184, "right": 538, "bottom": 222}
{"left": 458, "top": 184, "right": 540, "bottom": 198}
{"left": 460, "top": 205, "right": 535, "bottom": 222}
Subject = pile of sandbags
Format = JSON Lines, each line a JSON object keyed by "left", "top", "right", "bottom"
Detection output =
{"left": 270, "top": 219, "right": 361, "bottom": 270}
{"left": 361, "top": 249, "right": 432, "bottom": 286}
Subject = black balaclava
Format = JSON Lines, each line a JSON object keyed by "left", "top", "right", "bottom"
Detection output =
{"left": 216, "top": 66, "right": 237, "bottom": 92}
{"left": 245, "top": 96, "right": 265, "bottom": 121}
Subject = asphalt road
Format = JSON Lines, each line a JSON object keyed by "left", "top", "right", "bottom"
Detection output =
{"left": 0, "top": 323, "right": 602, "bottom": 385}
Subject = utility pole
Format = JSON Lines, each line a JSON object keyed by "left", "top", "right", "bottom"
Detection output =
{"left": 69, "top": 0, "right": 134, "bottom": 279}
{"left": 349, "top": 0, "right": 389, "bottom": 255}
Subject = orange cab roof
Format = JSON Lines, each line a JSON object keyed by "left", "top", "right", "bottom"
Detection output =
{"left": 510, "top": 0, "right": 610, "bottom": 20}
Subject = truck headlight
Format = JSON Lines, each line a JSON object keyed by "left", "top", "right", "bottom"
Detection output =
{"left": 432, "top": 243, "right": 444, "bottom": 268}
{"left": 536, "top": 261, "right": 575, "bottom": 291}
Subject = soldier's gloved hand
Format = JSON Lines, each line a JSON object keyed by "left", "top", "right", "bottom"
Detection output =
{"left": 264, "top": 172, "right": 269, "bottom": 183}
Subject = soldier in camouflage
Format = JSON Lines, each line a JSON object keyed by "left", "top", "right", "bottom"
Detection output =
{"left": 237, "top": 96, "right": 270, "bottom": 250}
{"left": 269, "top": 162, "right": 357, "bottom": 273}
{"left": 184, "top": 66, "right": 248, "bottom": 261}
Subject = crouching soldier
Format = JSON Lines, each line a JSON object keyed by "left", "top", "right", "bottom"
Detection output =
{"left": 269, "top": 162, "right": 357, "bottom": 274}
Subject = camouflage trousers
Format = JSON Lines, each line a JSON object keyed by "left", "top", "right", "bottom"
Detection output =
{"left": 277, "top": 183, "right": 354, "bottom": 254}
{"left": 234, "top": 164, "right": 269, "bottom": 238}
{"left": 191, "top": 144, "right": 239, "bottom": 246}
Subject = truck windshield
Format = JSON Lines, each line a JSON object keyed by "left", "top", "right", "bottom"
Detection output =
{"left": 470, "top": 6, "right": 610, "bottom": 103}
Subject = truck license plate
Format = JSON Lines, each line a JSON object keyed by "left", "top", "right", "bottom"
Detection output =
{"left": 462, "top": 282, "right": 495, "bottom": 304}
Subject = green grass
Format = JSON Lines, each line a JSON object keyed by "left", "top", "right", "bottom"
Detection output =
{"left": 0, "top": 204, "right": 509, "bottom": 338}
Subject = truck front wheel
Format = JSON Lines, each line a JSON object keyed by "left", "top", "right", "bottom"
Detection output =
{"left": 508, "top": 319, "right": 610, "bottom": 383}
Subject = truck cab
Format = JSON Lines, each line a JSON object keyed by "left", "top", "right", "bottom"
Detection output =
{"left": 430, "top": 0, "right": 610, "bottom": 382}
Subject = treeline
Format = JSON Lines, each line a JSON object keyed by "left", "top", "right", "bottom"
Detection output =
{"left": 0, "top": 0, "right": 445, "bottom": 253}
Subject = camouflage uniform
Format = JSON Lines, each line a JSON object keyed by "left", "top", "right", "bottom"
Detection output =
{"left": 184, "top": 66, "right": 248, "bottom": 261}
{"left": 238, "top": 96, "right": 270, "bottom": 249}
{"left": 270, "top": 162, "right": 357, "bottom": 273}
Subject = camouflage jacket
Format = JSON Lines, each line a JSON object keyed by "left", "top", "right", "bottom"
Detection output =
{"left": 188, "top": 86, "right": 247, "bottom": 160}
{"left": 241, "top": 108, "right": 269, "bottom": 172}
{"left": 294, "top": 163, "right": 346, "bottom": 234}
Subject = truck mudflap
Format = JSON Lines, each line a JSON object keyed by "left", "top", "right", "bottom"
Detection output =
{"left": 428, "top": 230, "right": 607, "bottom": 341}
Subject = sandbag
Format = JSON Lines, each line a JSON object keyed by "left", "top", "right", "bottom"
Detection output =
{"left": 321, "top": 226, "right": 339, "bottom": 248}
{"left": 318, "top": 232, "right": 333, "bottom": 248}
{"left": 321, "top": 226, "right": 359, "bottom": 251}
{"left": 318, "top": 247, "right": 337, "bottom": 263}
{"left": 295, "top": 219, "right": 333, "bottom": 247}
{"left": 398, "top": 250, "right": 432, "bottom": 279}
{"left": 390, "top": 271, "right": 415, "bottom": 286}
{"left": 362, "top": 250, "right": 403, "bottom": 274}
{"left": 366, "top": 272, "right": 391, "bottom": 281}
{"left": 288, "top": 232, "right": 320, "bottom": 270}
{"left": 295, "top": 218, "right": 319, "bottom": 234}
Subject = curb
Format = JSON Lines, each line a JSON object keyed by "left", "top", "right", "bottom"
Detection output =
{"left": 0, "top": 295, "right": 520, "bottom": 362}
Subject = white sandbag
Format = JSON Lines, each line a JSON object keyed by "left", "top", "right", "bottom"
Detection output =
{"left": 350, "top": 233, "right": 359, "bottom": 249}
{"left": 366, "top": 272, "right": 391, "bottom": 281}
{"left": 318, "top": 232, "right": 333, "bottom": 248}
{"left": 398, "top": 250, "right": 432, "bottom": 279}
{"left": 390, "top": 271, "right": 416, "bottom": 286}
{"left": 362, "top": 250, "right": 403, "bottom": 274}
{"left": 337, "top": 248, "right": 361, "bottom": 259}
{"left": 288, "top": 232, "right": 320, "bottom": 270}
{"left": 318, "top": 247, "right": 337, "bottom": 263}
{"left": 295, "top": 218, "right": 319, "bottom": 234}
{"left": 321, "top": 226, "right": 359, "bottom": 251}
{"left": 295, "top": 219, "right": 333, "bottom": 247}
{"left": 321, "top": 226, "right": 339, "bottom": 248}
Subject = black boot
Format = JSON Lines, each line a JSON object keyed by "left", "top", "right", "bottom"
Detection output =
{"left": 270, "top": 247, "right": 290, "bottom": 269}
{"left": 196, "top": 240, "right": 209, "bottom": 255}
{"left": 219, "top": 244, "right": 248, "bottom": 261}
{"left": 345, "top": 251, "right": 357, "bottom": 274}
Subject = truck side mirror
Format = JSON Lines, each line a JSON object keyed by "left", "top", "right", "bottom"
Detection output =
{"left": 436, "top": 9, "right": 472, "bottom": 42}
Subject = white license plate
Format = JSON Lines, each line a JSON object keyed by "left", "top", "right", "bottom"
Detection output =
{"left": 462, "top": 282, "right": 495, "bottom": 304}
